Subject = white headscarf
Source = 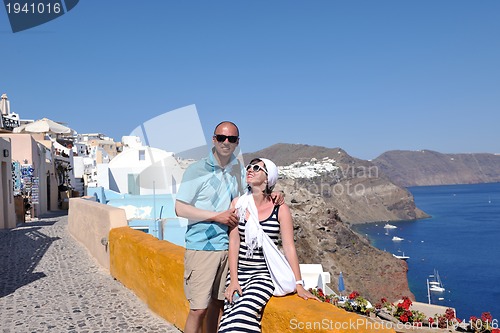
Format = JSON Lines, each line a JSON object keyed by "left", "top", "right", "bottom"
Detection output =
{"left": 259, "top": 158, "right": 278, "bottom": 189}
{"left": 236, "top": 158, "right": 279, "bottom": 258}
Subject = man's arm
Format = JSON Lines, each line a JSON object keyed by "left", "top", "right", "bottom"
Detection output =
{"left": 175, "top": 200, "right": 238, "bottom": 228}
{"left": 271, "top": 191, "right": 285, "bottom": 206}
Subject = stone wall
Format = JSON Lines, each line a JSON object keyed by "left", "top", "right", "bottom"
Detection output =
{"left": 68, "top": 198, "right": 127, "bottom": 270}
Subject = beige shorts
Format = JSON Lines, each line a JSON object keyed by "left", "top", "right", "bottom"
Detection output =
{"left": 184, "top": 249, "right": 229, "bottom": 310}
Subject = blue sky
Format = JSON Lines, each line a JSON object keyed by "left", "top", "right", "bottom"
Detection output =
{"left": 1, "top": 1, "right": 499, "bottom": 160}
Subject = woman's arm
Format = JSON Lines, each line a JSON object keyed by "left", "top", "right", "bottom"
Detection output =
{"left": 279, "top": 204, "right": 319, "bottom": 301}
{"left": 225, "top": 198, "right": 243, "bottom": 303}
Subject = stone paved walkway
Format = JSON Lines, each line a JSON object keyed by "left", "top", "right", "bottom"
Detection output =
{"left": 0, "top": 212, "right": 181, "bottom": 333}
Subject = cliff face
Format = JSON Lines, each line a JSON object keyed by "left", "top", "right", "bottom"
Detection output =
{"left": 244, "top": 143, "right": 428, "bottom": 224}
{"left": 276, "top": 177, "right": 414, "bottom": 303}
{"left": 243, "top": 143, "right": 421, "bottom": 302}
{"left": 372, "top": 150, "right": 500, "bottom": 187}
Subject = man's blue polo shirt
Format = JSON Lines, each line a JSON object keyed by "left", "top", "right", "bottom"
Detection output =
{"left": 176, "top": 150, "right": 245, "bottom": 251}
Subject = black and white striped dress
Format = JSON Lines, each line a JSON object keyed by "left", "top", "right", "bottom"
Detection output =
{"left": 218, "top": 206, "right": 280, "bottom": 333}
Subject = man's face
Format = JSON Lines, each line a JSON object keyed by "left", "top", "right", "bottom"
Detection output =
{"left": 212, "top": 123, "right": 239, "bottom": 160}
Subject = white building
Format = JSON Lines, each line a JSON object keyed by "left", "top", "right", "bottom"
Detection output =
{"left": 73, "top": 133, "right": 119, "bottom": 188}
{"left": 108, "top": 146, "right": 184, "bottom": 195}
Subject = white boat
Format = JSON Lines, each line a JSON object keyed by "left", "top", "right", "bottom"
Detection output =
{"left": 393, "top": 252, "right": 410, "bottom": 260}
{"left": 384, "top": 223, "right": 397, "bottom": 229}
{"left": 392, "top": 236, "right": 404, "bottom": 241}
{"left": 429, "top": 270, "right": 445, "bottom": 292}
{"left": 430, "top": 285, "right": 445, "bottom": 292}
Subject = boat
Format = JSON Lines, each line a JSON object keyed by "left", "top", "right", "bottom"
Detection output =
{"left": 384, "top": 223, "right": 397, "bottom": 229}
{"left": 393, "top": 252, "right": 410, "bottom": 260}
{"left": 430, "top": 285, "right": 445, "bottom": 292}
{"left": 392, "top": 236, "right": 404, "bottom": 241}
{"left": 429, "top": 269, "right": 445, "bottom": 292}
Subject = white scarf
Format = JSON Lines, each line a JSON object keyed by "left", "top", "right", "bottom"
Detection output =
{"left": 235, "top": 190, "right": 263, "bottom": 258}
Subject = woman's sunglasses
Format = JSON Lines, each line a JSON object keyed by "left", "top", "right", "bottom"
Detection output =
{"left": 246, "top": 164, "right": 268, "bottom": 175}
{"left": 214, "top": 134, "right": 239, "bottom": 143}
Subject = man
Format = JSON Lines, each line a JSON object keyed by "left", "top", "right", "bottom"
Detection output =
{"left": 175, "top": 121, "right": 244, "bottom": 333}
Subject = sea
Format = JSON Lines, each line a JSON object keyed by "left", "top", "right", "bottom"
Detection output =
{"left": 351, "top": 182, "right": 500, "bottom": 321}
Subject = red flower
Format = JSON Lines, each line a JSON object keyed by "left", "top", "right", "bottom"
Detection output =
{"left": 445, "top": 308, "right": 456, "bottom": 321}
{"left": 401, "top": 296, "right": 412, "bottom": 310}
{"left": 400, "top": 314, "right": 408, "bottom": 323}
{"left": 428, "top": 317, "right": 434, "bottom": 324}
{"left": 380, "top": 297, "right": 387, "bottom": 304}
{"left": 481, "top": 312, "right": 493, "bottom": 323}
{"left": 348, "top": 291, "right": 359, "bottom": 300}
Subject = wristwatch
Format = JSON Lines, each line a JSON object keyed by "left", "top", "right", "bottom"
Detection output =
{"left": 296, "top": 279, "right": 305, "bottom": 287}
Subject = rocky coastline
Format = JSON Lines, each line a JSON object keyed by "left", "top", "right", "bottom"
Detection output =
{"left": 242, "top": 143, "right": 500, "bottom": 328}
{"left": 373, "top": 149, "right": 500, "bottom": 187}
{"left": 244, "top": 143, "right": 427, "bottom": 303}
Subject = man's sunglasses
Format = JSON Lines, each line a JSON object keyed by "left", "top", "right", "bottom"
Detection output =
{"left": 246, "top": 164, "right": 268, "bottom": 175}
{"left": 214, "top": 134, "right": 239, "bottom": 143}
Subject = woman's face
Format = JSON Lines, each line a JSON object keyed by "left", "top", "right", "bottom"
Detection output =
{"left": 246, "top": 161, "right": 267, "bottom": 187}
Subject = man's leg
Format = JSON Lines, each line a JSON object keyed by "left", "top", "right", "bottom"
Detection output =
{"left": 207, "top": 251, "right": 229, "bottom": 333}
{"left": 206, "top": 299, "right": 224, "bottom": 333}
{"left": 184, "top": 308, "right": 207, "bottom": 333}
{"left": 184, "top": 250, "right": 223, "bottom": 333}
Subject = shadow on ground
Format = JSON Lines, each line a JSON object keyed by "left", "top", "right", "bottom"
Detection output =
{"left": 0, "top": 213, "right": 65, "bottom": 297}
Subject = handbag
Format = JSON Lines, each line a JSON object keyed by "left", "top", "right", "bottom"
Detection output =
{"left": 261, "top": 229, "right": 296, "bottom": 296}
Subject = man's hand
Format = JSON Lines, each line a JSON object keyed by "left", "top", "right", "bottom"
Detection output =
{"left": 214, "top": 208, "right": 239, "bottom": 228}
{"left": 271, "top": 191, "right": 285, "bottom": 206}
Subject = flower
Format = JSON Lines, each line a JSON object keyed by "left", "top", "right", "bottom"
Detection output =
{"left": 342, "top": 291, "right": 371, "bottom": 315}
{"left": 310, "top": 288, "right": 372, "bottom": 316}
{"left": 445, "top": 308, "right": 456, "bottom": 321}
{"left": 308, "top": 288, "right": 338, "bottom": 305}
{"left": 348, "top": 291, "right": 359, "bottom": 300}
{"left": 375, "top": 297, "right": 393, "bottom": 313}
{"left": 397, "top": 296, "right": 412, "bottom": 310}
{"left": 481, "top": 312, "right": 493, "bottom": 323}
{"left": 389, "top": 296, "right": 425, "bottom": 325}
{"left": 469, "top": 312, "right": 496, "bottom": 333}
{"left": 430, "top": 308, "right": 459, "bottom": 329}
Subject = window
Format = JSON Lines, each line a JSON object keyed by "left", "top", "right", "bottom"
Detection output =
{"left": 139, "top": 150, "right": 145, "bottom": 161}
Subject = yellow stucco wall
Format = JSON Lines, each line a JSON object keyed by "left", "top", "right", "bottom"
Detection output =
{"left": 109, "top": 227, "right": 188, "bottom": 330}
{"left": 109, "top": 227, "right": 395, "bottom": 333}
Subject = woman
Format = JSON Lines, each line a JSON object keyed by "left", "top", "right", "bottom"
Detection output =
{"left": 218, "top": 158, "right": 318, "bottom": 333}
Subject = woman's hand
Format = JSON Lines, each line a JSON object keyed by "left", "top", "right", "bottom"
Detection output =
{"left": 224, "top": 281, "right": 243, "bottom": 303}
{"left": 296, "top": 285, "right": 320, "bottom": 301}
